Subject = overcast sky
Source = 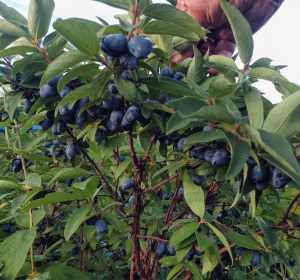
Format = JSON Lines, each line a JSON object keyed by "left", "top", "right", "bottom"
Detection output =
{"left": 3, "top": 0, "right": 300, "bottom": 103}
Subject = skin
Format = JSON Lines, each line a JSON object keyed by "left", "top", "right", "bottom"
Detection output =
{"left": 173, "top": 0, "right": 284, "bottom": 63}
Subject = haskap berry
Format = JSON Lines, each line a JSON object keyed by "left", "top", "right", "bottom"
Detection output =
{"left": 48, "top": 74, "right": 63, "bottom": 87}
{"left": 110, "top": 110, "right": 124, "bottom": 125}
{"left": 128, "top": 195, "right": 137, "bottom": 205}
{"left": 119, "top": 53, "right": 138, "bottom": 70}
{"left": 192, "top": 174, "right": 205, "bottom": 186}
{"left": 251, "top": 251, "right": 262, "bottom": 266}
{"left": 155, "top": 243, "right": 166, "bottom": 256}
{"left": 65, "top": 144, "right": 80, "bottom": 161}
{"left": 59, "top": 86, "right": 72, "bottom": 98}
{"left": 95, "top": 219, "right": 108, "bottom": 235}
{"left": 103, "top": 96, "right": 122, "bottom": 111}
{"left": 204, "top": 149, "right": 215, "bottom": 163}
{"left": 272, "top": 168, "right": 291, "bottom": 188}
{"left": 177, "top": 138, "right": 186, "bottom": 151}
{"left": 95, "top": 128, "right": 103, "bottom": 145}
{"left": 121, "top": 178, "right": 135, "bottom": 191}
{"left": 108, "top": 82, "right": 118, "bottom": 94}
{"left": 190, "top": 146, "right": 206, "bottom": 160}
{"left": 101, "top": 34, "right": 128, "bottom": 57}
{"left": 128, "top": 36, "right": 153, "bottom": 59}
{"left": 211, "top": 149, "right": 230, "bottom": 167}
{"left": 173, "top": 72, "right": 184, "bottom": 81}
{"left": 160, "top": 67, "right": 174, "bottom": 78}
{"left": 39, "top": 84, "right": 58, "bottom": 98}
{"left": 24, "top": 99, "right": 33, "bottom": 114}
{"left": 251, "top": 165, "right": 268, "bottom": 183}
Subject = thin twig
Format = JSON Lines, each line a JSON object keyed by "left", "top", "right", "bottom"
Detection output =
{"left": 146, "top": 174, "right": 179, "bottom": 194}
{"left": 65, "top": 126, "right": 113, "bottom": 193}
{"left": 279, "top": 193, "right": 300, "bottom": 225}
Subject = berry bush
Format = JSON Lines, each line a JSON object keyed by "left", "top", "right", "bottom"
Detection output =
{"left": 0, "top": 0, "right": 299, "bottom": 279}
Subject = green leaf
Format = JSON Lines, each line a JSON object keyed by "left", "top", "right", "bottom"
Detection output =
{"left": 249, "top": 67, "right": 300, "bottom": 95}
{"left": 195, "top": 232, "right": 215, "bottom": 251}
{"left": 0, "top": 2, "right": 27, "bottom": 25}
{"left": 47, "top": 34, "right": 68, "bottom": 60}
{"left": 143, "top": 20, "right": 201, "bottom": 42}
{"left": 208, "top": 55, "right": 238, "bottom": 71}
{"left": 23, "top": 173, "right": 42, "bottom": 188}
{"left": 93, "top": 0, "right": 131, "bottom": 10}
{"left": 187, "top": 46, "right": 206, "bottom": 84}
{"left": 225, "top": 133, "right": 250, "bottom": 179}
{"left": 167, "top": 96, "right": 206, "bottom": 118}
{"left": 249, "top": 190, "right": 256, "bottom": 218}
{"left": 244, "top": 87, "right": 264, "bottom": 129}
{"left": 224, "top": 231, "right": 262, "bottom": 250}
{"left": 207, "top": 222, "right": 233, "bottom": 263}
{"left": 64, "top": 204, "right": 91, "bottom": 241}
{"left": 263, "top": 90, "right": 300, "bottom": 138}
{"left": 256, "top": 217, "right": 277, "bottom": 247}
{"left": 46, "top": 264, "right": 90, "bottom": 280}
{"left": 15, "top": 209, "right": 46, "bottom": 228}
{"left": 57, "top": 80, "right": 107, "bottom": 114}
{"left": 0, "top": 46, "right": 38, "bottom": 59}
{"left": 152, "top": 160, "right": 185, "bottom": 179}
{"left": 54, "top": 18, "right": 102, "bottom": 56}
{"left": 166, "top": 112, "right": 194, "bottom": 135}
{"left": 47, "top": 168, "right": 91, "bottom": 186}
{"left": 0, "top": 34, "right": 19, "bottom": 49}
{"left": 159, "top": 256, "right": 179, "bottom": 267}
{"left": 72, "top": 176, "right": 99, "bottom": 198}
{"left": 142, "top": 76, "right": 197, "bottom": 98}
{"left": 170, "top": 222, "right": 199, "bottom": 248}
{"left": 187, "top": 262, "right": 203, "bottom": 280}
{"left": 167, "top": 263, "right": 184, "bottom": 280}
{"left": 194, "top": 106, "right": 236, "bottom": 124}
{"left": 183, "top": 170, "right": 205, "bottom": 218}
{"left": 57, "top": 63, "right": 99, "bottom": 92}
{"left": 220, "top": 0, "right": 253, "bottom": 64}
{"left": 143, "top": 4, "right": 205, "bottom": 39}
{"left": 28, "top": 0, "right": 55, "bottom": 40}
{"left": 21, "top": 112, "right": 45, "bottom": 132}
{"left": 5, "top": 92, "right": 23, "bottom": 120}
{"left": 0, "top": 228, "right": 36, "bottom": 280}
{"left": 24, "top": 192, "right": 86, "bottom": 210}
{"left": 209, "top": 74, "right": 240, "bottom": 98}
{"left": 184, "top": 131, "right": 225, "bottom": 149}
{"left": 115, "top": 77, "right": 139, "bottom": 103}
{"left": 40, "top": 50, "right": 89, "bottom": 87}
{"left": 248, "top": 127, "right": 300, "bottom": 184}
{"left": 0, "top": 19, "right": 29, "bottom": 38}
{"left": 0, "top": 180, "right": 20, "bottom": 189}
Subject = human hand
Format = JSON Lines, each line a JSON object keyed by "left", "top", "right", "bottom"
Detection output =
{"left": 173, "top": 0, "right": 284, "bottom": 63}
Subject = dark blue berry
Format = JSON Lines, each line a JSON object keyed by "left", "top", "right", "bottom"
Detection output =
{"left": 39, "top": 84, "right": 58, "bottom": 98}
{"left": 190, "top": 146, "right": 206, "bottom": 160}
{"left": 272, "top": 168, "right": 291, "bottom": 188}
{"left": 121, "top": 178, "right": 135, "bottom": 191}
{"left": 173, "top": 72, "right": 184, "bottom": 81}
{"left": 128, "top": 36, "right": 153, "bottom": 59}
{"left": 95, "top": 219, "right": 108, "bottom": 235}
{"left": 211, "top": 149, "right": 230, "bottom": 167}
{"left": 101, "top": 34, "right": 128, "bottom": 57}
{"left": 192, "top": 174, "right": 205, "bottom": 186}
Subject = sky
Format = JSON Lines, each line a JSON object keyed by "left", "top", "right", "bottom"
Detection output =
{"left": 2, "top": 0, "right": 300, "bottom": 103}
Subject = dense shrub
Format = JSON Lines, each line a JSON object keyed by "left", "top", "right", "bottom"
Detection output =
{"left": 0, "top": 0, "right": 299, "bottom": 279}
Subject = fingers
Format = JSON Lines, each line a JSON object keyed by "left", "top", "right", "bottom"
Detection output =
{"left": 244, "top": 0, "right": 285, "bottom": 33}
{"left": 212, "top": 28, "right": 236, "bottom": 57}
{"left": 170, "top": 48, "right": 194, "bottom": 64}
